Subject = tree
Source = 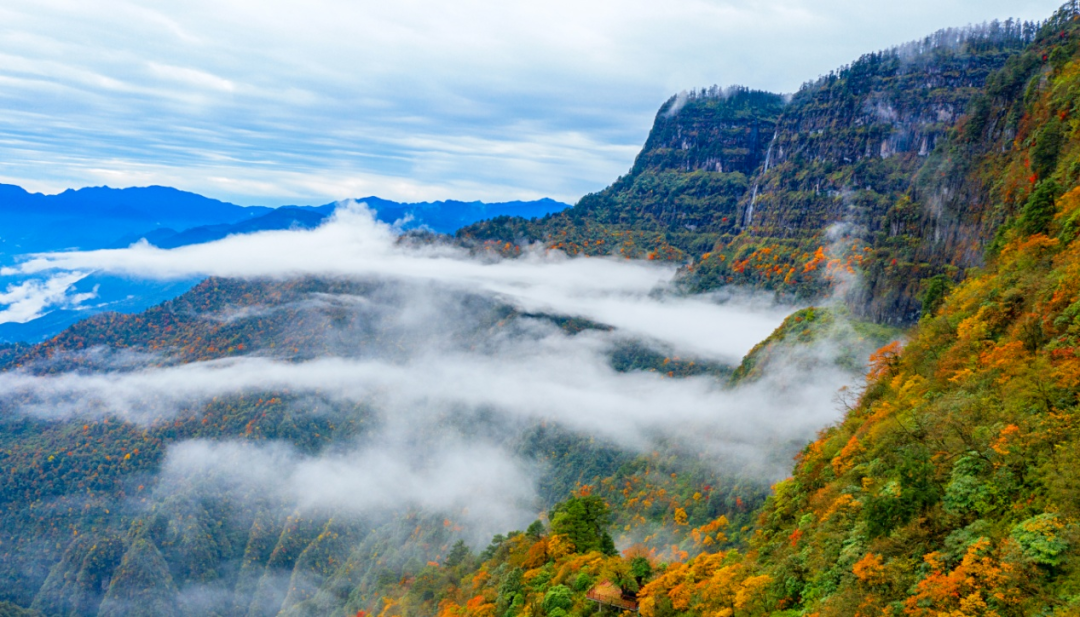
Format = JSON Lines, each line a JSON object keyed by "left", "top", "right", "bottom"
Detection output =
{"left": 445, "top": 540, "right": 471, "bottom": 568}
{"left": 525, "top": 520, "right": 545, "bottom": 539}
{"left": 549, "top": 496, "right": 617, "bottom": 555}
{"left": 1019, "top": 180, "right": 1060, "bottom": 236}
{"left": 542, "top": 585, "right": 573, "bottom": 614}
{"left": 920, "top": 274, "right": 950, "bottom": 318}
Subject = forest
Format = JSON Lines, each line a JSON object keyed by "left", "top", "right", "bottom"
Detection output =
{"left": 5, "top": 2, "right": 1080, "bottom": 616}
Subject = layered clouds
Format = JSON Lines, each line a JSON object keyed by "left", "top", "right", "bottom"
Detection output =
{"left": 0, "top": 271, "right": 94, "bottom": 323}
{"left": 161, "top": 439, "right": 536, "bottom": 532}
{"left": 0, "top": 0, "right": 1060, "bottom": 205}
{"left": 0, "top": 208, "right": 871, "bottom": 537}
{"left": 5, "top": 203, "right": 789, "bottom": 360}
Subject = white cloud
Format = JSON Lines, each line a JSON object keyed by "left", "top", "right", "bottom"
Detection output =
{"left": 7, "top": 204, "right": 789, "bottom": 360}
{"left": 161, "top": 439, "right": 536, "bottom": 529}
{"left": 0, "top": 271, "right": 94, "bottom": 323}
{"left": 0, "top": 207, "right": 881, "bottom": 531}
{"left": 0, "top": 312, "right": 854, "bottom": 479}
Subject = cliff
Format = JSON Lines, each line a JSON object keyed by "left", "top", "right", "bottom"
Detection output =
{"left": 459, "top": 19, "right": 1042, "bottom": 324}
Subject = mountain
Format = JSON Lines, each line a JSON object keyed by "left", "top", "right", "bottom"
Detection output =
{"left": 127, "top": 197, "right": 570, "bottom": 249}
{"left": 0, "top": 185, "right": 271, "bottom": 263}
{"left": 0, "top": 189, "right": 569, "bottom": 344}
{"left": 0, "top": 184, "right": 569, "bottom": 261}
{"left": 0, "top": 275, "right": 778, "bottom": 614}
{"left": 389, "top": 6, "right": 1080, "bottom": 617}
{"left": 458, "top": 19, "right": 1039, "bottom": 325}
{"left": 351, "top": 196, "right": 571, "bottom": 235}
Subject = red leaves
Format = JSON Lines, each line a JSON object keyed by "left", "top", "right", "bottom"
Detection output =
{"left": 867, "top": 341, "right": 902, "bottom": 381}
{"left": 788, "top": 528, "right": 803, "bottom": 547}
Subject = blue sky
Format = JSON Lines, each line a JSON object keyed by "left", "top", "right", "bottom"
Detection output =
{"left": 0, "top": 0, "right": 1065, "bottom": 206}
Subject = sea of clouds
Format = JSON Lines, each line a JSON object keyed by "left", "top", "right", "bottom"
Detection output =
{"left": 1, "top": 203, "right": 867, "bottom": 535}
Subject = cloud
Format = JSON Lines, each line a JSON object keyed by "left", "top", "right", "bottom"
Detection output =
{"left": 0, "top": 204, "right": 884, "bottom": 556}
{"left": 0, "top": 309, "right": 853, "bottom": 479}
{"left": 0, "top": 0, "right": 1060, "bottom": 205}
{"left": 161, "top": 438, "right": 536, "bottom": 530}
{"left": 0, "top": 271, "right": 95, "bottom": 323}
{"left": 7, "top": 204, "right": 789, "bottom": 361}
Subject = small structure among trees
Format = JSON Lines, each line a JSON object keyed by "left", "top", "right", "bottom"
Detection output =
{"left": 586, "top": 581, "right": 638, "bottom": 613}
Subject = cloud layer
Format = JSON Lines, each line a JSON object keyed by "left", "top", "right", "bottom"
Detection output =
{"left": 0, "top": 0, "right": 1060, "bottom": 205}
{"left": 0, "top": 207, "right": 880, "bottom": 540}
{"left": 6, "top": 204, "right": 790, "bottom": 360}
{"left": 161, "top": 438, "right": 536, "bottom": 532}
{"left": 0, "top": 271, "right": 94, "bottom": 323}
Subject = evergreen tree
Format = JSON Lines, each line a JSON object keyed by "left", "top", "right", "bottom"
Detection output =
{"left": 1019, "top": 180, "right": 1061, "bottom": 236}
{"left": 549, "top": 496, "right": 617, "bottom": 555}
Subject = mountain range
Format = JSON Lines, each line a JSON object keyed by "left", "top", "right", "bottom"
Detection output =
{"left": 0, "top": 186, "right": 568, "bottom": 343}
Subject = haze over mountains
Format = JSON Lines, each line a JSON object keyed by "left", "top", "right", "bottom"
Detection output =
{"left": 0, "top": 185, "right": 568, "bottom": 343}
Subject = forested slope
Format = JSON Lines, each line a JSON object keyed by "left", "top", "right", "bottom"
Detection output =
{"left": 0, "top": 274, "right": 785, "bottom": 615}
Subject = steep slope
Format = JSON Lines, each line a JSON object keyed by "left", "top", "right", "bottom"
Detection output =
{"left": 716, "top": 10, "right": 1080, "bottom": 614}
{"left": 460, "top": 88, "right": 785, "bottom": 262}
{"left": 473, "top": 7, "right": 1080, "bottom": 616}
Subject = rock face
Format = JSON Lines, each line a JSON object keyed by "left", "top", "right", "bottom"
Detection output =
{"left": 633, "top": 87, "right": 785, "bottom": 178}
{"left": 459, "top": 19, "right": 1042, "bottom": 325}
{"left": 737, "top": 21, "right": 1038, "bottom": 322}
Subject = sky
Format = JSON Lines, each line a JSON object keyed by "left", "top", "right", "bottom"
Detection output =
{"left": 0, "top": 0, "right": 1064, "bottom": 206}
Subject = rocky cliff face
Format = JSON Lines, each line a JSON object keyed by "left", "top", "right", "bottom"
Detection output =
{"left": 459, "top": 19, "right": 1044, "bottom": 324}
{"left": 633, "top": 87, "right": 784, "bottom": 177}
{"left": 729, "top": 20, "right": 1038, "bottom": 322}
{"left": 746, "top": 24, "right": 1033, "bottom": 235}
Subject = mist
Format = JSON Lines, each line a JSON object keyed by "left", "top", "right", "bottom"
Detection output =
{"left": 4, "top": 203, "right": 788, "bottom": 362}
{"left": 0, "top": 204, "right": 880, "bottom": 612}
{"left": 0, "top": 323, "right": 851, "bottom": 458}
{"left": 160, "top": 438, "right": 535, "bottom": 533}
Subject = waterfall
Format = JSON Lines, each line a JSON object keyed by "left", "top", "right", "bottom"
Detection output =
{"left": 744, "top": 132, "right": 777, "bottom": 228}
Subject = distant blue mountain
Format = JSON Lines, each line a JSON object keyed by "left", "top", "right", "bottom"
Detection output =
{"left": 352, "top": 196, "right": 570, "bottom": 234}
{"left": 123, "top": 196, "right": 570, "bottom": 248}
{"left": 0, "top": 184, "right": 570, "bottom": 344}
{"left": 110, "top": 206, "right": 334, "bottom": 249}
{"left": 0, "top": 184, "right": 272, "bottom": 263}
{"left": 0, "top": 183, "right": 569, "bottom": 259}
